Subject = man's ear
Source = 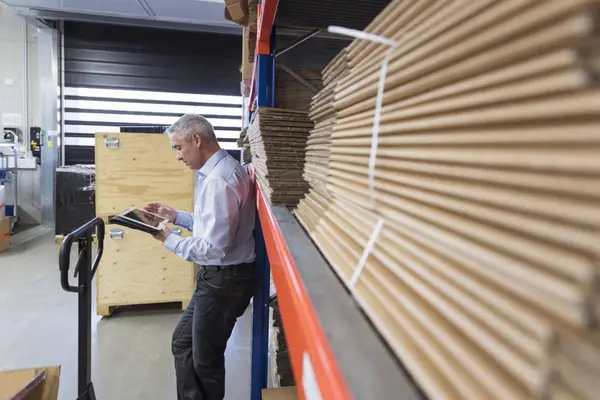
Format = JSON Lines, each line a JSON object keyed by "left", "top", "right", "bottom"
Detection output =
{"left": 192, "top": 132, "right": 202, "bottom": 147}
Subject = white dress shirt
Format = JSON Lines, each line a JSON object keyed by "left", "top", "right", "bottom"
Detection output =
{"left": 163, "top": 149, "right": 256, "bottom": 266}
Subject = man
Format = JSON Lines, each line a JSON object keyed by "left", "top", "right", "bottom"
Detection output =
{"left": 145, "top": 113, "right": 255, "bottom": 400}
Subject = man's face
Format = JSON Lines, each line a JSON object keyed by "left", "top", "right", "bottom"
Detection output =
{"left": 171, "top": 132, "right": 204, "bottom": 170}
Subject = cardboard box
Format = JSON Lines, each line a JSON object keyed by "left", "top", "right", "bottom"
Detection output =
{"left": 224, "top": 0, "right": 249, "bottom": 26}
{"left": 0, "top": 217, "right": 10, "bottom": 253}
{"left": 262, "top": 387, "right": 299, "bottom": 400}
{"left": 0, "top": 185, "right": 5, "bottom": 220}
{"left": 241, "top": 27, "right": 257, "bottom": 81}
{"left": 0, "top": 365, "right": 61, "bottom": 400}
{"left": 248, "top": 0, "right": 258, "bottom": 32}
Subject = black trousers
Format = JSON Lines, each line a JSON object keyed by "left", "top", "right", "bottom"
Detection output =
{"left": 172, "top": 262, "right": 255, "bottom": 400}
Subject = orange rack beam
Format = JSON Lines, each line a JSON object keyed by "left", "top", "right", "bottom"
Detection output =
{"left": 256, "top": 0, "right": 278, "bottom": 55}
{"left": 256, "top": 185, "right": 352, "bottom": 400}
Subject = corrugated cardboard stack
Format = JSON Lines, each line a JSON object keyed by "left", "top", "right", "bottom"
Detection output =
{"left": 270, "top": 302, "right": 295, "bottom": 388}
{"left": 235, "top": 0, "right": 258, "bottom": 95}
{"left": 274, "top": 68, "right": 323, "bottom": 112}
{"left": 247, "top": 108, "right": 312, "bottom": 206}
{"left": 300, "top": 0, "right": 600, "bottom": 399}
{"left": 238, "top": 127, "right": 252, "bottom": 164}
{"left": 295, "top": 50, "right": 350, "bottom": 233}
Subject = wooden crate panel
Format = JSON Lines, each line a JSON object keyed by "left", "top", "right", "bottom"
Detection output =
{"left": 97, "top": 218, "right": 195, "bottom": 311}
{"left": 95, "top": 132, "right": 194, "bottom": 215}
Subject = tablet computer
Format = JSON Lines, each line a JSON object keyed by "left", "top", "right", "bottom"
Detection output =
{"left": 108, "top": 207, "right": 167, "bottom": 234}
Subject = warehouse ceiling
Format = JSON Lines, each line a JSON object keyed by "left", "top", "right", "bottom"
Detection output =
{"left": 0, "top": 0, "right": 239, "bottom": 34}
{"left": 276, "top": 0, "right": 393, "bottom": 30}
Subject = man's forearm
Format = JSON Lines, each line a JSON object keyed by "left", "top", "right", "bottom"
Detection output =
{"left": 163, "top": 234, "right": 225, "bottom": 263}
{"left": 174, "top": 211, "right": 194, "bottom": 231}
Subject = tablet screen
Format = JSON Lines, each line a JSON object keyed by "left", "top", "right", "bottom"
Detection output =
{"left": 122, "top": 209, "right": 166, "bottom": 228}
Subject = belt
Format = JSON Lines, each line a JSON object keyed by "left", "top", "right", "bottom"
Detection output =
{"left": 200, "top": 262, "right": 254, "bottom": 272}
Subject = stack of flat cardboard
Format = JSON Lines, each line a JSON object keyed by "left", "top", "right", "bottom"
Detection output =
{"left": 237, "top": 127, "right": 246, "bottom": 148}
{"left": 247, "top": 107, "right": 312, "bottom": 206}
{"left": 275, "top": 68, "right": 323, "bottom": 112}
{"left": 270, "top": 302, "right": 295, "bottom": 387}
{"left": 237, "top": 128, "right": 252, "bottom": 165}
{"left": 241, "top": 28, "right": 257, "bottom": 93}
{"left": 297, "top": 0, "right": 600, "bottom": 399}
{"left": 240, "top": 0, "right": 258, "bottom": 95}
{"left": 295, "top": 49, "right": 350, "bottom": 233}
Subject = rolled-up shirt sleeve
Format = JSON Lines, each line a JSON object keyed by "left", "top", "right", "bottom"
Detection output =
{"left": 174, "top": 210, "right": 194, "bottom": 231}
{"left": 163, "top": 178, "right": 240, "bottom": 263}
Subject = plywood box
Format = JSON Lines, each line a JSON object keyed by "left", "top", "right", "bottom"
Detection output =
{"left": 0, "top": 365, "right": 60, "bottom": 400}
{"left": 96, "top": 222, "right": 195, "bottom": 316}
{"left": 95, "top": 132, "right": 195, "bottom": 315}
{"left": 95, "top": 133, "right": 193, "bottom": 214}
{"left": 262, "top": 387, "right": 299, "bottom": 400}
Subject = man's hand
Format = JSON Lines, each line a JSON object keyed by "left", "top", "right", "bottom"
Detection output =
{"left": 145, "top": 202, "right": 178, "bottom": 223}
{"left": 153, "top": 221, "right": 172, "bottom": 243}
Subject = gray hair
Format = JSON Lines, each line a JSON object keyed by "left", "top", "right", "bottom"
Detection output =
{"left": 165, "top": 114, "right": 217, "bottom": 142}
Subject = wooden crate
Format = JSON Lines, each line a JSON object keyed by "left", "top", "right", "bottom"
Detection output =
{"left": 96, "top": 222, "right": 194, "bottom": 316}
{"left": 95, "top": 132, "right": 193, "bottom": 214}
{"left": 95, "top": 132, "right": 195, "bottom": 316}
{"left": 262, "top": 387, "right": 298, "bottom": 400}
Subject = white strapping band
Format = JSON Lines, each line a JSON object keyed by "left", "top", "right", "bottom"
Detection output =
{"left": 349, "top": 218, "right": 384, "bottom": 288}
{"left": 327, "top": 26, "right": 397, "bottom": 205}
{"left": 328, "top": 26, "right": 397, "bottom": 46}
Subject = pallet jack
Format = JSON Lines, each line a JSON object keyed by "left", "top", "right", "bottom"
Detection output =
{"left": 59, "top": 218, "right": 106, "bottom": 400}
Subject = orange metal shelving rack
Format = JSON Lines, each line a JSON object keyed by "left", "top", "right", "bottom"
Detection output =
{"left": 247, "top": 1, "right": 353, "bottom": 398}
{"left": 254, "top": 180, "right": 352, "bottom": 400}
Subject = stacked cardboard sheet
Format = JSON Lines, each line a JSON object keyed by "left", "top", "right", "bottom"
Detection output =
{"left": 275, "top": 68, "right": 323, "bottom": 112}
{"left": 295, "top": 50, "right": 350, "bottom": 233}
{"left": 248, "top": 107, "right": 312, "bottom": 206}
{"left": 237, "top": 127, "right": 252, "bottom": 164}
{"left": 298, "top": 0, "right": 600, "bottom": 399}
{"left": 270, "top": 302, "right": 295, "bottom": 387}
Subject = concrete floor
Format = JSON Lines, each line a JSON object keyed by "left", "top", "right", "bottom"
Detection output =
{"left": 0, "top": 232, "right": 252, "bottom": 400}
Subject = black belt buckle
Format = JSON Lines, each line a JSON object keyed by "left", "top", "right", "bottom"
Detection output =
{"left": 203, "top": 265, "right": 221, "bottom": 272}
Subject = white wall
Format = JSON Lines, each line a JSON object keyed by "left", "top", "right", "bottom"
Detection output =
{"left": 0, "top": 4, "right": 27, "bottom": 138}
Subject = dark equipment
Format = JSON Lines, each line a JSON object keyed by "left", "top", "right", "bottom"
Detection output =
{"left": 55, "top": 167, "right": 96, "bottom": 236}
{"left": 30, "top": 127, "right": 41, "bottom": 161}
{"left": 59, "top": 218, "right": 106, "bottom": 400}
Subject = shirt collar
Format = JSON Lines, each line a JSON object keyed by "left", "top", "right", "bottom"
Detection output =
{"left": 198, "top": 149, "right": 228, "bottom": 176}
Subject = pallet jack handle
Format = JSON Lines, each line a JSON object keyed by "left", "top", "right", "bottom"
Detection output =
{"left": 58, "top": 217, "right": 106, "bottom": 400}
{"left": 59, "top": 218, "right": 105, "bottom": 292}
